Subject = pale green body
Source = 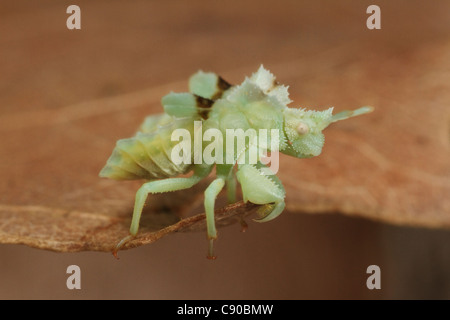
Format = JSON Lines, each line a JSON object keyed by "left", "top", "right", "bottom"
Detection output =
{"left": 99, "top": 66, "right": 373, "bottom": 258}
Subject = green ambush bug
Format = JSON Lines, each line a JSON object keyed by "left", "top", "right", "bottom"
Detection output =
{"left": 99, "top": 66, "right": 373, "bottom": 259}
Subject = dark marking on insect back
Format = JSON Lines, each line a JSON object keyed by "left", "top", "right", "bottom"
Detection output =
{"left": 211, "top": 76, "right": 232, "bottom": 100}
{"left": 195, "top": 95, "right": 214, "bottom": 108}
{"left": 195, "top": 95, "right": 214, "bottom": 119}
{"left": 198, "top": 110, "right": 209, "bottom": 119}
{"left": 268, "top": 79, "right": 280, "bottom": 92}
{"left": 218, "top": 76, "right": 232, "bottom": 91}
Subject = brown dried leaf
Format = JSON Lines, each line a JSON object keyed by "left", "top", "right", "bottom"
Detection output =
{"left": 0, "top": 195, "right": 258, "bottom": 252}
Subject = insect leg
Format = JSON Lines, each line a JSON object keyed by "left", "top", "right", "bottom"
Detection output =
{"left": 129, "top": 165, "right": 212, "bottom": 235}
{"left": 225, "top": 166, "right": 249, "bottom": 231}
{"left": 236, "top": 163, "right": 286, "bottom": 222}
{"left": 204, "top": 177, "right": 226, "bottom": 259}
{"left": 114, "top": 165, "right": 212, "bottom": 255}
{"left": 226, "top": 166, "right": 237, "bottom": 204}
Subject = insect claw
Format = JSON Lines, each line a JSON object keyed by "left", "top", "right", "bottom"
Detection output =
{"left": 207, "top": 239, "right": 217, "bottom": 260}
{"left": 112, "top": 234, "right": 135, "bottom": 259}
{"left": 254, "top": 203, "right": 275, "bottom": 220}
{"left": 240, "top": 217, "right": 248, "bottom": 232}
{"left": 112, "top": 250, "right": 120, "bottom": 260}
{"left": 253, "top": 201, "right": 285, "bottom": 223}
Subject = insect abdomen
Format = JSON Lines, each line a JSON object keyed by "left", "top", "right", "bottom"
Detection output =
{"left": 99, "top": 115, "right": 195, "bottom": 180}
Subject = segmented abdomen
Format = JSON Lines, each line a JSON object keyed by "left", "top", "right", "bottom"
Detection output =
{"left": 99, "top": 114, "right": 195, "bottom": 180}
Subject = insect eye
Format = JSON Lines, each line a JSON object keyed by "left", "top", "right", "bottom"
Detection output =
{"left": 296, "top": 122, "right": 309, "bottom": 135}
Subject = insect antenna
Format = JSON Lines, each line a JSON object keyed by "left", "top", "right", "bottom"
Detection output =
{"left": 331, "top": 106, "right": 374, "bottom": 123}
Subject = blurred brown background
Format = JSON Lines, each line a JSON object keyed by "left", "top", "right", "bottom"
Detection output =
{"left": 0, "top": 0, "right": 449, "bottom": 299}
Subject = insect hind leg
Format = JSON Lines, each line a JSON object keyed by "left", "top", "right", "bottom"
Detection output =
{"left": 114, "top": 165, "right": 212, "bottom": 256}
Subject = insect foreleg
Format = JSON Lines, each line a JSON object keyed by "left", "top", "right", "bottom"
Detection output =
{"left": 236, "top": 163, "right": 286, "bottom": 222}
